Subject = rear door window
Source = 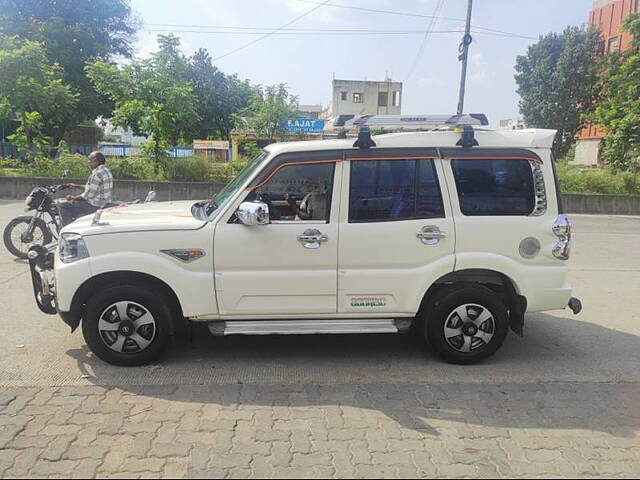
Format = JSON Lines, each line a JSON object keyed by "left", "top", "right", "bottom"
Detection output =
{"left": 349, "top": 159, "right": 444, "bottom": 222}
{"left": 451, "top": 159, "right": 535, "bottom": 216}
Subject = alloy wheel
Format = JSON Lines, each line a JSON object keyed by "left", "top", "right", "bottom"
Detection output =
{"left": 98, "top": 301, "right": 156, "bottom": 353}
{"left": 443, "top": 303, "right": 495, "bottom": 353}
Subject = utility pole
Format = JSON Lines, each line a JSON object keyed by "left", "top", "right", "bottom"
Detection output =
{"left": 456, "top": 0, "right": 473, "bottom": 116}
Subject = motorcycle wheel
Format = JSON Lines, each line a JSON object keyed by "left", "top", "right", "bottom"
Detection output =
{"left": 3, "top": 216, "right": 53, "bottom": 260}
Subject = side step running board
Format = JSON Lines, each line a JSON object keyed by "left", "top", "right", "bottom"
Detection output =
{"left": 208, "top": 318, "right": 410, "bottom": 336}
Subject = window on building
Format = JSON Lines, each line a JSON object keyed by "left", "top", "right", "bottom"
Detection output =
{"left": 607, "top": 36, "right": 619, "bottom": 53}
{"left": 353, "top": 92, "right": 363, "bottom": 103}
{"left": 253, "top": 162, "right": 335, "bottom": 222}
{"left": 392, "top": 91, "right": 401, "bottom": 107}
{"left": 451, "top": 159, "right": 535, "bottom": 216}
{"left": 377, "top": 92, "right": 388, "bottom": 107}
{"left": 349, "top": 159, "right": 444, "bottom": 222}
{"left": 340, "top": 91, "right": 347, "bottom": 101}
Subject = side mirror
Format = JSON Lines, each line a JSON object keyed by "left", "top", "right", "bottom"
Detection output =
{"left": 236, "top": 201, "right": 269, "bottom": 226}
{"left": 144, "top": 190, "right": 156, "bottom": 203}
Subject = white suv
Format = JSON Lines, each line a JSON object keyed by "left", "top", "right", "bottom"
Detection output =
{"left": 28, "top": 124, "right": 581, "bottom": 366}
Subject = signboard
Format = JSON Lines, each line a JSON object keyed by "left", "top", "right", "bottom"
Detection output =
{"left": 193, "top": 140, "right": 230, "bottom": 150}
{"left": 284, "top": 118, "right": 325, "bottom": 134}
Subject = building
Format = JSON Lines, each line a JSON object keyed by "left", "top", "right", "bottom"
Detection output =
{"left": 193, "top": 140, "right": 230, "bottom": 162}
{"left": 330, "top": 77, "right": 402, "bottom": 117}
{"left": 499, "top": 117, "right": 526, "bottom": 131}
{"left": 574, "top": 0, "right": 638, "bottom": 166}
{"left": 297, "top": 104, "right": 324, "bottom": 120}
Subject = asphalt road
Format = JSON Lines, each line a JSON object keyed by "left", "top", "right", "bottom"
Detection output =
{"left": 1, "top": 199, "right": 639, "bottom": 388}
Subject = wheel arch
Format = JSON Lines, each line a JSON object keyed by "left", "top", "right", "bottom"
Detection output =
{"left": 419, "top": 268, "right": 527, "bottom": 336}
{"left": 69, "top": 270, "right": 185, "bottom": 334}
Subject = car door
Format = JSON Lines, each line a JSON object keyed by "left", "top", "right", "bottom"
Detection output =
{"left": 337, "top": 149, "right": 455, "bottom": 315}
{"left": 214, "top": 152, "right": 342, "bottom": 317}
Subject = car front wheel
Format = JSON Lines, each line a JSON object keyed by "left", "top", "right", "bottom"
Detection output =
{"left": 82, "top": 284, "right": 171, "bottom": 366}
{"left": 423, "top": 285, "right": 509, "bottom": 364}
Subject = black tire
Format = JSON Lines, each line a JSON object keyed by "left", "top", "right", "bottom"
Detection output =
{"left": 423, "top": 285, "right": 509, "bottom": 365}
{"left": 3, "top": 216, "right": 52, "bottom": 259}
{"left": 82, "top": 284, "right": 171, "bottom": 366}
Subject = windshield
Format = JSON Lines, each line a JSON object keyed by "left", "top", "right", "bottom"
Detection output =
{"left": 209, "top": 151, "right": 268, "bottom": 214}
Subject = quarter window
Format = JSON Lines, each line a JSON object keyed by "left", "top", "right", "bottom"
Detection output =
{"left": 451, "top": 159, "right": 536, "bottom": 216}
{"left": 349, "top": 159, "right": 444, "bottom": 222}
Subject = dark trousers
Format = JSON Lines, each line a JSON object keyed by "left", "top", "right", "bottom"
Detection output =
{"left": 58, "top": 198, "right": 99, "bottom": 226}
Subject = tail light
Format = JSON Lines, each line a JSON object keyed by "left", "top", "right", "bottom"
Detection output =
{"left": 552, "top": 214, "right": 571, "bottom": 260}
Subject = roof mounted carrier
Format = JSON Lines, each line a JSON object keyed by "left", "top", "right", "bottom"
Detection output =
{"left": 333, "top": 113, "right": 488, "bottom": 131}
{"left": 337, "top": 113, "right": 487, "bottom": 150}
{"left": 456, "top": 125, "right": 479, "bottom": 148}
{"left": 353, "top": 126, "right": 376, "bottom": 149}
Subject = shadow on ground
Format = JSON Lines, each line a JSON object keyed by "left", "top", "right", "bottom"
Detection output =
{"left": 65, "top": 313, "right": 640, "bottom": 438}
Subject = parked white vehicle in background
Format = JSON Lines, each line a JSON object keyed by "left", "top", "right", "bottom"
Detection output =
{"left": 28, "top": 115, "right": 581, "bottom": 366}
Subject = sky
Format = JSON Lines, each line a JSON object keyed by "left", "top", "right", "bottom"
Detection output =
{"left": 129, "top": 0, "right": 593, "bottom": 127}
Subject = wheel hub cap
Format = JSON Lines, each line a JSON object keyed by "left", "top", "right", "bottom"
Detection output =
{"left": 98, "top": 301, "right": 156, "bottom": 354}
{"left": 443, "top": 303, "right": 495, "bottom": 353}
{"left": 462, "top": 322, "right": 478, "bottom": 336}
{"left": 118, "top": 320, "right": 135, "bottom": 337}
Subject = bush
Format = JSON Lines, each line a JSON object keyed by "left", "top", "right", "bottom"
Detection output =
{"left": 210, "top": 158, "right": 249, "bottom": 184}
{"left": 556, "top": 162, "right": 640, "bottom": 195}
{"left": 162, "top": 156, "right": 210, "bottom": 182}
{"left": 108, "top": 156, "right": 156, "bottom": 180}
{"left": 25, "top": 153, "right": 90, "bottom": 179}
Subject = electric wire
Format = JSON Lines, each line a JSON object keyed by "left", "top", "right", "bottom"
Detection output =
{"left": 141, "top": 27, "right": 532, "bottom": 40}
{"left": 294, "top": 0, "right": 536, "bottom": 39}
{"left": 404, "top": 0, "right": 446, "bottom": 82}
{"left": 210, "top": 0, "right": 331, "bottom": 61}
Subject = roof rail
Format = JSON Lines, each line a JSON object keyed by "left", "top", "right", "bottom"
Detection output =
{"left": 328, "top": 113, "right": 489, "bottom": 131}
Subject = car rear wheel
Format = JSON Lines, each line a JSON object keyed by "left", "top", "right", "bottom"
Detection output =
{"left": 82, "top": 284, "right": 171, "bottom": 366}
{"left": 423, "top": 285, "right": 509, "bottom": 364}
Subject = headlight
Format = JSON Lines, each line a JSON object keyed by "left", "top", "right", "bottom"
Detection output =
{"left": 59, "top": 233, "right": 90, "bottom": 263}
{"left": 24, "top": 195, "right": 33, "bottom": 209}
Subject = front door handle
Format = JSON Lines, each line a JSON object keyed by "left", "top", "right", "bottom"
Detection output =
{"left": 297, "top": 228, "right": 328, "bottom": 249}
{"left": 417, "top": 226, "right": 446, "bottom": 245}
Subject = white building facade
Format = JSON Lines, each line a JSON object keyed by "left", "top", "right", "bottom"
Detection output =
{"left": 330, "top": 78, "right": 402, "bottom": 117}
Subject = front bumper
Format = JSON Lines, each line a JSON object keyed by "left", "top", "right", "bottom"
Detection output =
{"left": 28, "top": 244, "right": 82, "bottom": 331}
{"left": 28, "top": 244, "right": 57, "bottom": 315}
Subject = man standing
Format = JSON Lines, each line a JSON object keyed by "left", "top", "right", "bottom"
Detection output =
{"left": 60, "top": 151, "right": 113, "bottom": 225}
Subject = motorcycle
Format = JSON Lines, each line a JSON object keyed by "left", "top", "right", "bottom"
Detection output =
{"left": 3, "top": 171, "right": 156, "bottom": 259}
{"left": 3, "top": 182, "right": 70, "bottom": 259}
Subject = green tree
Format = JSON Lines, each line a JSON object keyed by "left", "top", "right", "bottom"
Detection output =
{"left": 0, "top": 0, "right": 139, "bottom": 139}
{"left": 589, "top": 14, "right": 640, "bottom": 171}
{"left": 514, "top": 27, "right": 603, "bottom": 158}
{"left": 0, "top": 36, "right": 78, "bottom": 158}
{"left": 86, "top": 34, "right": 198, "bottom": 166}
{"left": 7, "top": 111, "right": 50, "bottom": 161}
{"left": 187, "top": 48, "right": 255, "bottom": 140}
{"left": 243, "top": 84, "right": 298, "bottom": 142}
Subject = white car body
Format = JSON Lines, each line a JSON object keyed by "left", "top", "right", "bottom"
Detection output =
{"left": 29, "top": 127, "right": 578, "bottom": 365}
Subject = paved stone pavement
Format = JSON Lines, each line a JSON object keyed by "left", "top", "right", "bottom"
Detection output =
{"left": 1, "top": 383, "right": 639, "bottom": 479}
{"left": 1, "top": 201, "right": 640, "bottom": 478}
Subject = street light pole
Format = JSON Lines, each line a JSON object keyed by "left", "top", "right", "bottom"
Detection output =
{"left": 456, "top": 0, "right": 473, "bottom": 116}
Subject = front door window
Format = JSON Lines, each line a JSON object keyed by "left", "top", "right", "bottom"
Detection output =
{"left": 252, "top": 162, "right": 335, "bottom": 222}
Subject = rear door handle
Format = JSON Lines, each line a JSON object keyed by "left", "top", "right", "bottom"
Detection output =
{"left": 417, "top": 226, "right": 446, "bottom": 245}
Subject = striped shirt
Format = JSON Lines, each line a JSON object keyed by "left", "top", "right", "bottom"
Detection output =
{"left": 81, "top": 164, "right": 113, "bottom": 207}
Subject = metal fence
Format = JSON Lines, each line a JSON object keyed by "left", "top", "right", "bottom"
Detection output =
{"left": 98, "top": 144, "right": 194, "bottom": 158}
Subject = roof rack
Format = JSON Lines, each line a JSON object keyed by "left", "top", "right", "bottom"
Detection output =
{"left": 328, "top": 113, "right": 489, "bottom": 131}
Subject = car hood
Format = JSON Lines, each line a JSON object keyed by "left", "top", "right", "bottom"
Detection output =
{"left": 61, "top": 200, "right": 207, "bottom": 236}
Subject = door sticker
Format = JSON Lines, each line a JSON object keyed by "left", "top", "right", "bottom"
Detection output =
{"left": 350, "top": 296, "right": 387, "bottom": 308}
